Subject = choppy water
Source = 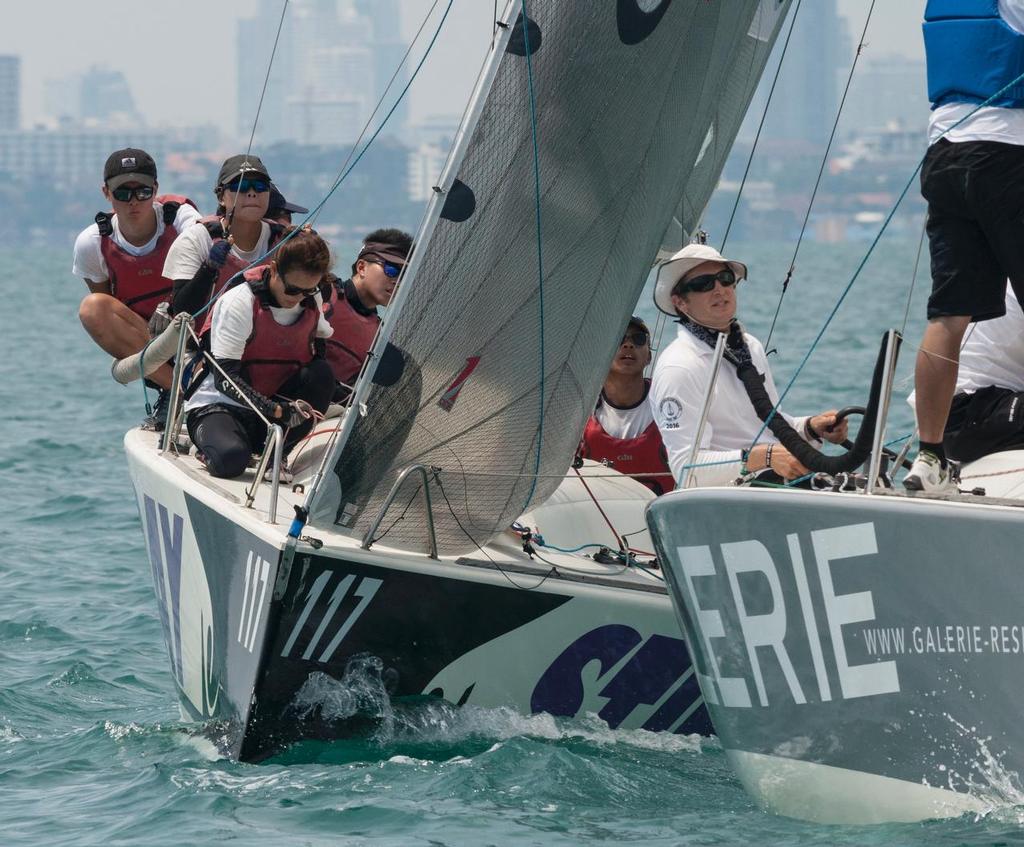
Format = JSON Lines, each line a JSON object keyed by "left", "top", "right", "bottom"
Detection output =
{"left": 5, "top": 242, "right": 1023, "bottom": 846}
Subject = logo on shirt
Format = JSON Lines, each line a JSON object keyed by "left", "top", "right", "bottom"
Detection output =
{"left": 659, "top": 397, "right": 682, "bottom": 430}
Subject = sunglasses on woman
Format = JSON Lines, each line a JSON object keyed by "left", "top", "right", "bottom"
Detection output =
{"left": 366, "top": 258, "right": 402, "bottom": 279}
{"left": 674, "top": 268, "right": 738, "bottom": 295}
{"left": 280, "top": 272, "right": 320, "bottom": 297}
{"left": 111, "top": 185, "right": 155, "bottom": 202}
{"left": 224, "top": 177, "right": 270, "bottom": 194}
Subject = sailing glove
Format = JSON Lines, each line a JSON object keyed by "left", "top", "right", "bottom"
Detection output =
{"left": 208, "top": 240, "right": 232, "bottom": 269}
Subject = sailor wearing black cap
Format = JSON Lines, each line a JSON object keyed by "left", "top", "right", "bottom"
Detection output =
{"left": 164, "top": 154, "right": 285, "bottom": 318}
{"left": 72, "top": 147, "right": 201, "bottom": 428}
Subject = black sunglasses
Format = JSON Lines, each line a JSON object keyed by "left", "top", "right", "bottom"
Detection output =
{"left": 111, "top": 185, "right": 155, "bottom": 202}
{"left": 674, "top": 268, "right": 738, "bottom": 295}
{"left": 621, "top": 330, "right": 649, "bottom": 347}
{"left": 280, "top": 272, "right": 319, "bottom": 297}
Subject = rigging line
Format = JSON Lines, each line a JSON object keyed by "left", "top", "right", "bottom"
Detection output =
{"left": 184, "top": 0, "right": 455, "bottom": 327}
{"left": 900, "top": 216, "right": 928, "bottom": 336}
{"left": 745, "top": 66, "right": 1024, "bottom": 453}
{"left": 572, "top": 466, "right": 626, "bottom": 552}
{"left": 244, "top": 0, "right": 289, "bottom": 162}
{"left": 521, "top": 0, "right": 546, "bottom": 511}
{"left": 763, "top": 0, "right": 877, "bottom": 351}
{"left": 309, "top": 0, "right": 443, "bottom": 226}
{"left": 434, "top": 476, "right": 557, "bottom": 591}
{"left": 720, "top": 0, "right": 804, "bottom": 254}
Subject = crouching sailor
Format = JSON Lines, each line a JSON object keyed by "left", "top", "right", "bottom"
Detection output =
{"left": 649, "top": 244, "right": 848, "bottom": 487}
{"left": 72, "top": 148, "right": 200, "bottom": 427}
{"left": 322, "top": 228, "right": 413, "bottom": 400}
{"left": 184, "top": 229, "right": 335, "bottom": 480}
{"left": 578, "top": 315, "right": 675, "bottom": 495}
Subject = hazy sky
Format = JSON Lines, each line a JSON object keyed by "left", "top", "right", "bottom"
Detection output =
{"left": 0, "top": 1, "right": 924, "bottom": 137}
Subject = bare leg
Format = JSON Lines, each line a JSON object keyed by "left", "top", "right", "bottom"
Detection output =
{"left": 78, "top": 293, "right": 173, "bottom": 388}
{"left": 914, "top": 315, "right": 972, "bottom": 442}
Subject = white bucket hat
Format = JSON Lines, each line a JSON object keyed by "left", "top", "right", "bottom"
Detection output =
{"left": 653, "top": 243, "right": 748, "bottom": 315}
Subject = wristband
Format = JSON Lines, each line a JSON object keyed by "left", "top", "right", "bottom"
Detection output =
{"left": 764, "top": 444, "right": 773, "bottom": 472}
{"left": 805, "top": 419, "right": 820, "bottom": 440}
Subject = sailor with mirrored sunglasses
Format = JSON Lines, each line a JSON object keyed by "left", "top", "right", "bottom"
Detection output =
{"left": 649, "top": 243, "right": 848, "bottom": 487}
{"left": 322, "top": 227, "right": 414, "bottom": 400}
{"left": 72, "top": 147, "right": 201, "bottom": 429}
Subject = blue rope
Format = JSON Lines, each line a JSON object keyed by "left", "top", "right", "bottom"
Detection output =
{"left": 520, "top": 0, "right": 546, "bottom": 510}
{"left": 746, "top": 69, "right": 1024, "bottom": 454}
{"left": 137, "top": 0, "right": 455, "bottom": 411}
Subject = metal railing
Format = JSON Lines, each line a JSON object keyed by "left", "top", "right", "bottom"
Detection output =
{"left": 153, "top": 323, "right": 288, "bottom": 523}
{"left": 361, "top": 464, "right": 439, "bottom": 559}
{"left": 864, "top": 328, "right": 902, "bottom": 494}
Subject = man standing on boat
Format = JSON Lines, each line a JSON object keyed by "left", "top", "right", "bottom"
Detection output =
{"left": 72, "top": 148, "right": 201, "bottom": 428}
{"left": 649, "top": 244, "right": 847, "bottom": 487}
{"left": 578, "top": 316, "right": 675, "bottom": 495}
{"left": 322, "top": 228, "right": 413, "bottom": 400}
{"left": 906, "top": 0, "right": 1024, "bottom": 492}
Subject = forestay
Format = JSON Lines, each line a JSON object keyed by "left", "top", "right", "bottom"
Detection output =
{"left": 308, "top": 0, "right": 792, "bottom": 554}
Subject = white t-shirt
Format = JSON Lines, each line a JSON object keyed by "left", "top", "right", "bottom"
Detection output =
{"left": 594, "top": 387, "right": 655, "bottom": 440}
{"left": 649, "top": 325, "right": 809, "bottom": 487}
{"left": 958, "top": 288, "right": 1024, "bottom": 394}
{"left": 71, "top": 201, "right": 202, "bottom": 283}
{"left": 186, "top": 282, "right": 333, "bottom": 412}
{"left": 928, "top": 0, "right": 1024, "bottom": 145}
{"left": 162, "top": 220, "right": 273, "bottom": 281}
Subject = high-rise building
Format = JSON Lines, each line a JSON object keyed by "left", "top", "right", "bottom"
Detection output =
{"left": 0, "top": 56, "right": 20, "bottom": 131}
{"left": 78, "top": 66, "right": 141, "bottom": 126}
{"left": 740, "top": 0, "right": 848, "bottom": 147}
{"left": 237, "top": 0, "right": 408, "bottom": 146}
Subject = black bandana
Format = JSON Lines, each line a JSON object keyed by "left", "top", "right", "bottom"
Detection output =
{"left": 679, "top": 316, "right": 753, "bottom": 367}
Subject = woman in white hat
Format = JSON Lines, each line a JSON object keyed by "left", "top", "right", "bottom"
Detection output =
{"left": 649, "top": 243, "right": 848, "bottom": 487}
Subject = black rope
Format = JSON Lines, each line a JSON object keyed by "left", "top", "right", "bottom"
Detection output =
{"left": 764, "top": 0, "right": 878, "bottom": 351}
{"left": 720, "top": 0, "right": 804, "bottom": 253}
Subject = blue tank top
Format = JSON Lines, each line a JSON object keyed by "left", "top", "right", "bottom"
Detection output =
{"left": 924, "top": 0, "right": 1024, "bottom": 109}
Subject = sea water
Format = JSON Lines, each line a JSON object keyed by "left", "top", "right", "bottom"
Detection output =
{"left": 4, "top": 242, "right": 1024, "bottom": 846}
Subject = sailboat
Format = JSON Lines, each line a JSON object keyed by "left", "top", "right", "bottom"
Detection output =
{"left": 123, "top": 0, "right": 792, "bottom": 761}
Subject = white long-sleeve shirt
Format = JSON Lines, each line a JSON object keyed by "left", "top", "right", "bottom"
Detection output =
{"left": 649, "top": 325, "right": 809, "bottom": 487}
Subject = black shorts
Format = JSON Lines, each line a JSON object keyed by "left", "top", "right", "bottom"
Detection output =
{"left": 945, "top": 385, "right": 1024, "bottom": 463}
{"left": 921, "top": 139, "right": 1024, "bottom": 321}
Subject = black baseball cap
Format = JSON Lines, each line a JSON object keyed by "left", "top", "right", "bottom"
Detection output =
{"left": 104, "top": 148, "right": 157, "bottom": 190}
{"left": 216, "top": 154, "right": 271, "bottom": 187}
{"left": 268, "top": 182, "right": 308, "bottom": 216}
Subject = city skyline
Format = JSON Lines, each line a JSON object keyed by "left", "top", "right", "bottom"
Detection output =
{"left": 2, "top": 1, "right": 926, "bottom": 140}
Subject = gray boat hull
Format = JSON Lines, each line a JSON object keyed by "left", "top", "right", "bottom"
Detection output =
{"left": 647, "top": 485, "right": 1024, "bottom": 823}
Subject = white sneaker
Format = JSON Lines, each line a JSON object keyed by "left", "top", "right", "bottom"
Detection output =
{"left": 903, "top": 451, "right": 957, "bottom": 494}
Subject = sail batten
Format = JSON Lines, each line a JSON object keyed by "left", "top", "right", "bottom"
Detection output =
{"left": 307, "top": 0, "right": 793, "bottom": 553}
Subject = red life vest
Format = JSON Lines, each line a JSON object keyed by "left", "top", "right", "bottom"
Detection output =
{"left": 96, "top": 194, "right": 195, "bottom": 320}
{"left": 322, "top": 279, "right": 380, "bottom": 388}
{"left": 197, "top": 216, "right": 285, "bottom": 335}
{"left": 237, "top": 267, "right": 319, "bottom": 397}
{"left": 580, "top": 403, "right": 675, "bottom": 496}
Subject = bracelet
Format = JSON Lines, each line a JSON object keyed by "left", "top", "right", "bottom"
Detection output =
{"left": 805, "top": 419, "right": 820, "bottom": 440}
{"left": 764, "top": 444, "right": 773, "bottom": 472}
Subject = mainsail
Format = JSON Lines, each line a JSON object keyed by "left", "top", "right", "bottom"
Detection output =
{"left": 307, "top": 0, "right": 792, "bottom": 554}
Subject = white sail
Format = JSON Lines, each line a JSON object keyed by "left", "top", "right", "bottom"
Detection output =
{"left": 307, "top": 0, "right": 793, "bottom": 554}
